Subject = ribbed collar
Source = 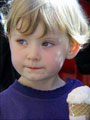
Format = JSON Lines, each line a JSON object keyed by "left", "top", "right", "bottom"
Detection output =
{"left": 10, "top": 78, "right": 81, "bottom": 99}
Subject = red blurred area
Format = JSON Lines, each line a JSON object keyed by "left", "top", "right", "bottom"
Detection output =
{"left": 79, "top": 0, "right": 90, "bottom": 18}
{"left": 59, "top": 59, "right": 90, "bottom": 87}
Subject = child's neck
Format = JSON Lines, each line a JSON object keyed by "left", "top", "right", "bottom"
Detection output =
{"left": 18, "top": 76, "right": 66, "bottom": 91}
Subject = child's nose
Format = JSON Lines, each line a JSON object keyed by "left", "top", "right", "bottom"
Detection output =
{"left": 27, "top": 45, "right": 41, "bottom": 61}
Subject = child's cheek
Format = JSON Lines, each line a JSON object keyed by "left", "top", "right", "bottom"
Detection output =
{"left": 11, "top": 49, "right": 24, "bottom": 69}
{"left": 44, "top": 50, "right": 65, "bottom": 71}
{"left": 55, "top": 51, "right": 66, "bottom": 68}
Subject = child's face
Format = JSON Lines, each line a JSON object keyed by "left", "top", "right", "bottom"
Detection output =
{"left": 9, "top": 21, "right": 69, "bottom": 82}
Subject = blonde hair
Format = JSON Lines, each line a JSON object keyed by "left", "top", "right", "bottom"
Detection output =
{"left": 6, "top": 0, "right": 90, "bottom": 44}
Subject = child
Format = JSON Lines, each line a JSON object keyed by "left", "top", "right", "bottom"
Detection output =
{"left": 0, "top": 0, "right": 89, "bottom": 119}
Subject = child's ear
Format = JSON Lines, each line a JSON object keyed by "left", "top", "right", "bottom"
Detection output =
{"left": 66, "top": 41, "right": 81, "bottom": 59}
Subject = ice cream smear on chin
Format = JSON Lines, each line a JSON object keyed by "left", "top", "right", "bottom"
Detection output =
{"left": 67, "top": 86, "right": 90, "bottom": 104}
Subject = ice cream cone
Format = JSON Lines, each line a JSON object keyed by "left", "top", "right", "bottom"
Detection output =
{"left": 67, "top": 86, "right": 90, "bottom": 120}
{"left": 68, "top": 104, "right": 90, "bottom": 120}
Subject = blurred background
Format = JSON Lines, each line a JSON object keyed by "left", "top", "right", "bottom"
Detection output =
{"left": 0, "top": 0, "right": 90, "bottom": 92}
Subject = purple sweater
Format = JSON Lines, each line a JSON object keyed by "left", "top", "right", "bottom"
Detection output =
{"left": 0, "top": 78, "right": 82, "bottom": 120}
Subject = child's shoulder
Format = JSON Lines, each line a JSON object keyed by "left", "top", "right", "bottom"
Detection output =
{"left": 67, "top": 77, "right": 83, "bottom": 85}
{"left": 0, "top": 88, "right": 10, "bottom": 99}
{"left": 0, "top": 84, "right": 14, "bottom": 99}
{"left": 66, "top": 78, "right": 83, "bottom": 93}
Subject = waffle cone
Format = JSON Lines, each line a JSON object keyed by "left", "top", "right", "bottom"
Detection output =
{"left": 69, "top": 104, "right": 90, "bottom": 120}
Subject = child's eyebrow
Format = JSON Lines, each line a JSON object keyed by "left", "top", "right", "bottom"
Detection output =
{"left": 39, "top": 36, "right": 60, "bottom": 42}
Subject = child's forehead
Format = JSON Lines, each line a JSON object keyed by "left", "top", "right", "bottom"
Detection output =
{"left": 12, "top": 22, "right": 67, "bottom": 40}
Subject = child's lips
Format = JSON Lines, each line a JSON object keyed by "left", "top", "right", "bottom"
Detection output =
{"left": 27, "top": 67, "right": 42, "bottom": 70}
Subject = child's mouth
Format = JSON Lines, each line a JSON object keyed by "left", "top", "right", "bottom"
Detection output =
{"left": 28, "top": 67, "right": 42, "bottom": 70}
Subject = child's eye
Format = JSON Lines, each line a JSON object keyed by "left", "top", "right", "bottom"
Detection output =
{"left": 17, "top": 40, "right": 26, "bottom": 45}
{"left": 42, "top": 42, "right": 54, "bottom": 47}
